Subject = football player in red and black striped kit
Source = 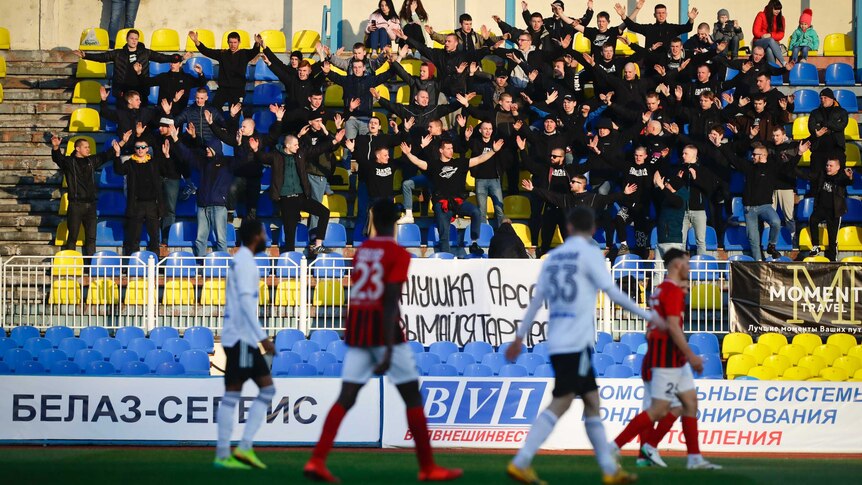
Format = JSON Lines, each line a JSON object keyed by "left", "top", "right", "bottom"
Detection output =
{"left": 304, "top": 199, "right": 462, "bottom": 483}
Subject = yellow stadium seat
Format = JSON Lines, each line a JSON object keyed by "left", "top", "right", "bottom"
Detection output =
{"left": 69, "top": 108, "right": 100, "bottom": 132}
{"left": 726, "top": 354, "right": 756, "bottom": 379}
{"left": 374, "top": 62, "right": 390, "bottom": 76}
{"left": 797, "top": 354, "right": 827, "bottom": 375}
{"left": 837, "top": 226, "right": 862, "bottom": 251}
{"left": 392, "top": 169, "right": 403, "bottom": 191}
{"left": 200, "top": 279, "right": 226, "bottom": 305}
{"left": 59, "top": 193, "right": 68, "bottom": 216}
{"left": 792, "top": 116, "right": 810, "bottom": 140}
{"left": 798, "top": 226, "right": 828, "bottom": 250}
{"left": 748, "top": 365, "right": 778, "bottom": 380}
{"left": 163, "top": 280, "right": 195, "bottom": 305}
{"left": 778, "top": 343, "right": 807, "bottom": 364}
{"left": 844, "top": 119, "right": 860, "bottom": 141}
{"left": 115, "top": 28, "right": 145, "bottom": 50}
{"left": 464, "top": 172, "right": 476, "bottom": 191}
{"left": 763, "top": 354, "right": 792, "bottom": 376}
{"left": 274, "top": 279, "right": 301, "bottom": 306}
{"left": 49, "top": 280, "right": 82, "bottom": 304}
{"left": 574, "top": 33, "right": 591, "bottom": 53}
{"left": 72, "top": 80, "right": 103, "bottom": 104}
{"left": 76, "top": 59, "right": 107, "bottom": 78}
{"left": 0, "top": 56, "right": 5, "bottom": 78}
{"left": 0, "top": 83, "right": 3, "bottom": 102}
{"left": 742, "top": 343, "right": 772, "bottom": 364}
{"left": 390, "top": 85, "right": 409, "bottom": 105}
{"left": 150, "top": 29, "right": 180, "bottom": 51}
{"left": 847, "top": 344, "right": 862, "bottom": 360}
{"left": 806, "top": 377, "right": 827, "bottom": 381}
{"left": 780, "top": 366, "right": 813, "bottom": 381}
{"left": 721, "top": 332, "right": 753, "bottom": 359}
{"left": 329, "top": 63, "right": 346, "bottom": 76}
{"left": 313, "top": 280, "right": 344, "bottom": 306}
{"left": 257, "top": 280, "right": 270, "bottom": 306}
{"left": 221, "top": 30, "right": 251, "bottom": 49}
{"left": 124, "top": 279, "right": 149, "bottom": 305}
{"left": 292, "top": 30, "right": 320, "bottom": 55}
{"left": 65, "top": 136, "right": 96, "bottom": 156}
{"left": 79, "top": 28, "right": 110, "bottom": 50}
{"left": 86, "top": 279, "right": 119, "bottom": 305}
{"left": 373, "top": 84, "right": 390, "bottom": 107}
{"left": 53, "top": 250, "right": 84, "bottom": 277}
{"left": 842, "top": 256, "right": 862, "bottom": 262}
{"left": 54, "top": 221, "right": 85, "bottom": 247}
{"left": 792, "top": 333, "right": 822, "bottom": 354}
{"left": 324, "top": 194, "right": 348, "bottom": 217}
{"left": 260, "top": 30, "right": 287, "bottom": 53}
{"left": 186, "top": 29, "right": 215, "bottom": 52}
{"left": 803, "top": 256, "right": 830, "bottom": 262}
{"left": 832, "top": 355, "right": 862, "bottom": 375}
{"left": 399, "top": 58, "right": 423, "bottom": 77}
{"left": 511, "top": 223, "right": 532, "bottom": 247}
{"left": 812, "top": 343, "right": 842, "bottom": 365}
{"left": 846, "top": 144, "right": 861, "bottom": 167}
{"left": 615, "top": 32, "right": 639, "bottom": 55}
{"left": 820, "top": 367, "right": 849, "bottom": 382}
{"left": 855, "top": 368, "right": 862, "bottom": 380}
{"left": 799, "top": 149, "right": 811, "bottom": 166}
{"left": 330, "top": 167, "right": 350, "bottom": 191}
{"left": 823, "top": 33, "right": 854, "bottom": 56}
{"left": 757, "top": 332, "right": 788, "bottom": 354}
{"left": 324, "top": 84, "right": 343, "bottom": 108}
{"left": 0, "top": 27, "right": 9, "bottom": 49}
{"left": 690, "top": 283, "right": 721, "bottom": 310}
{"left": 504, "top": 195, "right": 531, "bottom": 219}
{"left": 826, "top": 333, "right": 857, "bottom": 354}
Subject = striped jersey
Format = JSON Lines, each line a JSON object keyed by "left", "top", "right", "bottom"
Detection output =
{"left": 344, "top": 237, "right": 411, "bottom": 347}
{"left": 643, "top": 279, "right": 687, "bottom": 377}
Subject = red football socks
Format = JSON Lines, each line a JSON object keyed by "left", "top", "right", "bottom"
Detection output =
{"left": 311, "top": 403, "right": 347, "bottom": 461}
{"left": 406, "top": 406, "right": 435, "bottom": 471}
{"left": 614, "top": 411, "right": 654, "bottom": 448}
{"left": 681, "top": 416, "right": 701, "bottom": 454}
{"left": 647, "top": 413, "right": 678, "bottom": 447}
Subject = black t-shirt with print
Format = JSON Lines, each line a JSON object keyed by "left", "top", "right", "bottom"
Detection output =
{"left": 427, "top": 157, "right": 470, "bottom": 200}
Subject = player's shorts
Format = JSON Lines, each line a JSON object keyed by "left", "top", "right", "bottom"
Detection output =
{"left": 341, "top": 343, "right": 419, "bottom": 385}
{"left": 647, "top": 364, "right": 695, "bottom": 402}
{"left": 549, "top": 350, "right": 599, "bottom": 398}
{"left": 224, "top": 343, "right": 270, "bottom": 384}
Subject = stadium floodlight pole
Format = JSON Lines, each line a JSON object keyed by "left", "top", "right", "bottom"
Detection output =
{"left": 505, "top": 0, "right": 516, "bottom": 26}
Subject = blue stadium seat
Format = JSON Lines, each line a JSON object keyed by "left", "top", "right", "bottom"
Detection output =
{"left": 272, "top": 351, "right": 303, "bottom": 376}
{"left": 697, "top": 353, "right": 724, "bottom": 379}
{"left": 729, "top": 171, "right": 745, "bottom": 195}
{"left": 121, "top": 361, "right": 150, "bottom": 375}
{"left": 415, "top": 353, "right": 441, "bottom": 375}
{"left": 620, "top": 333, "right": 647, "bottom": 351}
{"left": 79, "top": 326, "right": 109, "bottom": 348}
{"left": 254, "top": 252, "right": 273, "bottom": 277}
{"left": 144, "top": 349, "right": 174, "bottom": 371}
{"left": 163, "top": 251, "right": 197, "bottom": 278}
{"left": 463, "top": 363, "right": 493, "bottom": 377}
{"left": 447, "top": 352, "right": 475, "bottom": 374}
{"left": 183, "top": 57, "right": 214, "bottom": 79}
{"left": 308, "top": 351, "right": 338, "bottom": 374}
{"left": 428, "top": 252, "right": 455, "bottom": 259}
{"left": 156, "top": 361, "right": 185, "bottom": 375}
{"left": 845, "top": 198, "right": 862, "bottom": 222}
{"left": 396, "top": 223, "right": 422, "bottom": 247}
{"left": 149, "top": 62, "right": 171, "bottom": 76}
{"left": 689, "top": 333, "right": 720, "bottom": 354}
{"left": 252, "top": 110, "right": 277, "bottom": 134}
{"left": 96, "top": 191, "right": 126, "bottom": 216}
{"left": 429, "top": 341, "right": 459, "bottom": 363}
{"left": 51, "top": 360, "right": 82, "bottom": 375}
{"left": 128, "top": 250, "right": 158, "bottom": 278}
{"left": 428, "top": 363, "right": 459, "bottom": 376}
{"left": 147, "top": 86, "right": 160, "bottom": 105}
{"left": 17, "top": 361, "right": 46, "bottom": 374}
{"left": 531, "top": 341, "right": 550, "bottom": 359}
{"left": 310, "top": 330, "right": 340, "bottom": 348}
{"left": 288, "top": 363, "right": 318, "bottom": 376}
{"left": 312, "top": 253, "right": 346, "bottom": 278}
{"left": 636, "top": 343, "right": 648, "bottom": 355}
{"left": 74, "top": 349, "right": 103, "bottom": 368}
{"left": 406, "top": 341, "right": 425, "bottom": 354}
{"left": 480, "top": 353, "right": 507, "bottom": 375}
{"left": 592, "top": 353, "right": 614, "bottom": 376}
{"left": 86, "top": 360, "right": 115, "bottom": 375}
{"left": 38, "top": 348, "right": 67, "bottom": 368}
{"left": 723, "top": 226, "right": 751, "bottom": 251}
{"left": 275, "top": 251, "right": 303, "bottom": 279}
{"left": 515, "top": 353, "right": 546, "bottom": 374}
{"left": 427, "top": 224, "right": 460, "bottom": 247}
{"left": 795, "top": 198, "right": 814, "bottom": 222}
{"left": 175, "top": 195, "right": 196, "bottom": 217}
{"left": 602, "top": 342, "right": 632, "bottom": 364}
{"left": 834, "top": 90, "right": 858, "bottom": 113}
{"left": 92, "top": 337, "right": 121, "bottom": 358}
{"left": 163, "top": 338, "right": 191, "bottom": 359}
{"left": 326, "top": 340, "right": 347, "bottom": 362}
{"left": 251, "top": 83, "right": 283, "bottom": 105}
{"left": 207, "top": 224, "right": 236, "bottom": 247}
{"left": 91, "top": 250, "right": 121, "bottom": 277}
{"left": 179, "top": 349, "right": 211, "bottom": 375}
{"left": 789, "top": 62, "right": 819, "bottom": 86}
{"left": 688, "top": 344, "right": 701, "bottom": 355}
{"left": 793, "top": 89, "right": 820, "bottom": 114}
{"left": 149, "top": 326, "right": 180, "bottom": 348}
{"left": 533, "top": 364, "right": 555, "bottom": 377}
{"left": 797, "top": 177, "right": 810, "bottom": 195}
{"left": 275, "top": 329, "right": 305, "bottom": 352}
{"left": 109, "top": 349, "right": 139, "bottom": 371}
{"left": 463, "top": 223, "right": 495, "bottom": 247}
{"left": 167, "top": 222, "right": 196, "bottom": 247}
{"left": 595, "top": 332, "right": 613, "bottom": 352}
{"left": 10, "top": 326, "right": 39, "bottom": 347}
{"left": 499, "top": 364, "right": 529, "bottom": 377}
{"left": 95, "top": 220, "right": 124, "bottom": 246}
{"left": 690, "top": 254, "right": 721, "bottom": 281}
{"left": 183, "top": 326, "right": 215, "bottom": 353}
{"left": 291, "top": 340, "right": 320, "bottom": 362}
{"left": 279, "top": 224, "right": 309, "bottom": 250}
{"left": 44, "top": 326, "right": 74, "bottom": 348}
{"left": 604, "top": 364, "right": 634, "bottom": 378}
{"left": 498, "top": 341, "right": 527, "bottom": 357}
{"left": 128, "top": 338, "right": 156, "bottom": 358}
{"left": 23, "top": 337, "right": 52, "bottom": 356}
{"left": 728, "top": 254, "right": 755, "bottom": 262}
{"left": 824, "top": 62, "right": 855, "bottom": 86}
{"left": 322, "top": 363, "right": 343, "bottom": 377}
{"left": 761, "top": 226, "right": 793, "bottom": 251}
{"left": 724, "top": 68, "right": 738, "bottom": 81}
{"left": 613, "top": 254, "right": 646, "bottom": 280}
{"left": 253, "top": 61, "right": 278, "bottom": 81}
{"left": 99, "top": 166, "right": 125, "bottom": 189}
{"left": 59, "top": 337, "right": 87, "bottom": 356}
{"left": 323, "top": 222, "right": 347, "bottom": 247}
{"left": 771, "top": 74, "right": 783, "bottom": 86}
{"left": 622, "top": 354, "right": 644, "bottom": 376}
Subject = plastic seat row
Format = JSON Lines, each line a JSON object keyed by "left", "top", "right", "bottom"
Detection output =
{"left": 2, "top": 325, "right": 214, "bottom": 353}
{"left": 0, "top": 345, "right": 209, "bottom": 376}
{"left": 77, "top": 27, "right": 316, "bottom": 54}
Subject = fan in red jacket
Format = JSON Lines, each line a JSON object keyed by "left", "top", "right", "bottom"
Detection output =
{"left": 752, "top": 0, "right": 787, "bottom": 67}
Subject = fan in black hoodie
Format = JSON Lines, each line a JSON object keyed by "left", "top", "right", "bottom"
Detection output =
{"left": 489, "top": 220, "right": 530, "bottom": 258}
{"left": 142, "top": 54, "right": 208, "bottom": 116}
{"left": 188, "top": 30, "right": 261, "bottom": 109}
{"left": 797, "top": 156, "right": 854, "bottom": 261}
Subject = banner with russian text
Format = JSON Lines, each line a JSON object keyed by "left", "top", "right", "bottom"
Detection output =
{"left": 0, "top": 376, "right": 380, "bottom": 444}
{"left": 729, "top": 262, "right": 862, "bottom": 338}
{"left": 382, "top": 377, "right": 862, "bottom": 453}
{"left": 400, "top": 259, "right": 551, "bottom": 347}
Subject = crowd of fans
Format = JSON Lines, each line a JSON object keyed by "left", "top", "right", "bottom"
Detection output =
{"left": 51, "top": 0, "right": 857, "bottom": 262}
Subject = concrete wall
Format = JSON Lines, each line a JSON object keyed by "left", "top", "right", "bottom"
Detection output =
{"left": 0, "top": 0, "right": 855, "bottom": 51}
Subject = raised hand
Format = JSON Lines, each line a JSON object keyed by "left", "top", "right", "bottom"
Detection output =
{"left": 298, "top": 125, "right": 311, "bottom": 138}
{"left": 455, "top": 93, "right": 470, "bottom": 107}
{"left": 161, "top": 98, "right": 173, "bottom": 115}
{"left": 679, "top": 59, "right": 691, "bottom": 72}
{"left": 183, "top": 52, "right": 194, "bottom": 61}
{"left": 560, "top": 34, "right": 572, "bottom": 50}
{"left": 334, "top": 113, "right": 344, "bottom": 129}
{"left": 738, "top": 96, "right": 750, "bottom": 108}
{"left": 369, "top": 87, "right": 381, "bottom": 99}
{"left": 798, "top": 140, "right": 812, "bottom": 154}
{"left": 404, "top": 117, "right": 415, "bottom": 131}
{"left": 204, "top": 110, "right": 214, "bottom": 125}
{"left": 624, "top": 183, "right": 638, "bottom": 194}
{"left": 420, "top": 134, "right": 432, "bottom": 148}
{"left": 249, "top": 136, "right": 260, "bottom": 152}
{"left": 72, "top": 49, "right": 85, "bottom": 58}
{"left": 725, "top": 123, "right": 738, "bottom": 135}
{"left": 582, "top": 53, "right": 595, "bottom": 66}
{"left": 399, "top": 142, "right": 412, "bottom": 155}
{"left": 456, "top": 114, "right": 467, "bottom": 127}
{"left": 162, "top": 139, "right": 171, "bottom": 158}
{"left": 188, "top": 31, "right": 199, "bottom": 45}
{"left": 121, "top": 130, "right": 133, "bottom": 145}
{"left": 653, "top": 171, "right": 665, "bottom": 189}
{"left": 169, "top": 123, "right": 180, "bottom": 141}
{"left": 749, "top": 125, "right": 759, "bottom": 138}
{"left": 99, "top": 85, "right": 109, "bottom": 102}
{"left": 688, "top": 167, "right": 697, "bottom": 179}
{"left": 642, "top": 111, "right": 652, "bottom": 124}
{"left": 513, "top": 120, "right": 524, "bottom": 132}
{"left": 456, "top": 62, "right": 468, "bottom": 74}
{"left": 778, "top": 97, "right": 788, "bottom": 110}
{"left": 135, "top": 122, "right": 145, "bottom": 137}
{"left": 846, "top": 168, "right": 854, "bottom": 178}
{"left": 469, "top": 62, "right": 479, "bottom": 76}
{"left": 546, "top": 90, "right": 559, "bottom": 104}
{"left": 255, "top": 34, "right": 265, "bottom": 50}
{"left": 617, "top": 35, "right": 631, "bottom": 46}
{"left": 492, "top": 15, "right": 501, "bottom": 24}
{"left": 674, "top": 85, "right": 683, "bottom": 100}
{"left": 650, "top": 42, "right": 663, "bottom": 51}
{"left": 741, "top": 61, "right": 752, "bottom": 73}
{"left": 521, "top": 1, "right": 528, "bottom": 11}
{"left": 112, "top": 139, "right": 122, "bottom": 156}
{"left": 50, "top": 134, "right": 62, "bottom": 150}
{"left": 492, "top": 139, "right": 505, "bottom": 152}
{"left": 688, "top": 8, "right": 698, "bottom": 20}
{"left": 343, "top": 138, "right": 355, "bottom": 153}
{"left": 654, "top": 65, "right": 666, "bottom": 77}
{"left": 528, "top": 70, "right": 539, "bottom": 82}
{"left": 721, "top": 92, "right": 734, "bottom": 106}
{"left": 815, "top": 126, "right": 829, "bottom": 137}
{"left": 516, "top": 136, "right": 527, "bottom": 151}
{"left": 186, "top": 122, "right": 196, "bottom": 139}
{"left": 133, "top": 62, "right": 143, "bottom": 75}
{"left": 173, "top": 89, "right": 185, "bottom": 103}
{"left": 230, "top": 102, "right": 242, "bottom": 117}
{"left": 614, "top": 3, "right": 626, "bottom": 18}
{"left": 464, "top": 125, "right": 474, "bottom": 139}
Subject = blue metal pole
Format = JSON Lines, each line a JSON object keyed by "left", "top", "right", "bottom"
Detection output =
{"left": 856, "top": 0, "right": 862, "bottom": 75}
{"left": 330, "top": 0, "right": 343, "bottom": 50}
{"left": 679, "top": 0, "right": 689, "bottom": 42}
{"left": 505, "top": 0, "right": 517, "bottom": 26}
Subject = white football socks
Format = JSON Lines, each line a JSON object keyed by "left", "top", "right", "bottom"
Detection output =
{"left": 513, "top": 410, "right": 558, "bottom": 470}
{"left": 239, "top": 385, "right": 275, "bottom": 451}
{"left": 585, "top": 416, "right": 618, "bottom": 476}
{"left": 216, "top": 391, "right": 241, "bottom": 459}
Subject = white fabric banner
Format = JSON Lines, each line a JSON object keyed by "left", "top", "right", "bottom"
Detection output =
{"left": 382, "top": 377, "right": 862, "bottom": 453}
{"left": 400, "top": 259, "right": 550, "bottom": 347}
{"left": 0, "top": 376, "right": 380, "bottom": 444}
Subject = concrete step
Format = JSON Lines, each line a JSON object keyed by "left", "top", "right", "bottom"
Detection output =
{"left": 6, "top": 62, "right": 75, "bottom": 76}
{"left": 1, "top": 88, "right": 72, "bottom": 102}
{"left": 0, "top": 231, "right": 55, "bottom": 242}
{"left": 0, "top": 76, "right": 77, "bottom": 90}
{"left": 0, "top": 158, "right": 59, "bottom": 171}
{"left": 0, "top": 130, "right": 56, "bottom": 143}
{"left": 0, "top": 200, "right": 59, "bottom": 213}
{"left": 0, "top": 172, "right": 62, "bottom": 185}
{"left": 0, "top": 186, "right": 60, "bottom": 200}
{"left": 0, "top": 102, "right": 78, "bottom": 115}
{"left": 0, "top": 214, "right": 63, "bottom": 229}
{"left": 3, "top": 50, "right": 81, "bottom": 63}
{"left": 0, "top": 243, "right": 61, "bottom": 257}
{"left": 0, "top": 114, "right": 70, "bottom": 129}
{"left": 0, "top": 145, "right": 54, "bottom": 156}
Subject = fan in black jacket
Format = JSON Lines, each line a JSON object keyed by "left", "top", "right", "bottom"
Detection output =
{"left": 188, "top": 30, "right": 261, "bottom": 109}
{"left": 797, "top": 156, "right": 855, "bottom": 261}
{"left": 142, "top": 55, "right": 207, "bottom": 116}
{"left": 99, "top": 85, "right": 159, "bottom": 136}
{"left": 261, "top": 51, "right": 326, "bottom": 109}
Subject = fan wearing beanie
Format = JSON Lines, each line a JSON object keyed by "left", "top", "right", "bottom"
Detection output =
{"left": 788, "top": 8, "right": 819, "bottom": 62}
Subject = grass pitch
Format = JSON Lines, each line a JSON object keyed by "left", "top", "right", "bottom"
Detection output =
{"left": 3, "top": 447, "right": 860, "bottom": 484}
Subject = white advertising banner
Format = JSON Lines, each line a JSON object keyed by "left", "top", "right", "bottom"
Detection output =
{"left": 0, "top": 376, "right": 381, "bottom": 444}
{"left": 383, "top": 377, "right": 862, "bottom": 453}
{"left": 400, "top": 259, "right": 549, "bottom": 347}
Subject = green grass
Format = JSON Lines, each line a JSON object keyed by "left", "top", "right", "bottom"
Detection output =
{"left": 3, "top": 447, "right": 860, "bottom": 484}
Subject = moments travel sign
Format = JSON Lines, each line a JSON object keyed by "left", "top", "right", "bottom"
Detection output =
{"left": 730, "top": 262, "right": 862, "bottom": 337}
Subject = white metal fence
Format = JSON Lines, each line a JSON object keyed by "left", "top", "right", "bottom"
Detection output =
{"left": 0, "top": 254, "right": 730, "bottom": 337}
